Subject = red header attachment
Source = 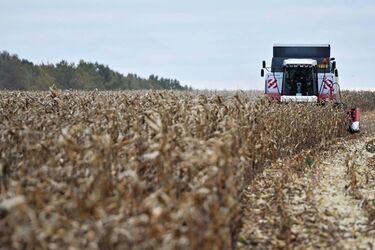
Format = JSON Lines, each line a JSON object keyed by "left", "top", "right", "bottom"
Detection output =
{"left": 351, "top": 108, "right": 360, "bottom": 122}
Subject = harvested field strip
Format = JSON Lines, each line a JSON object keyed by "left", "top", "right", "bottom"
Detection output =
{"left": 362, "top": 112, "right": 375, "bottom": 135}
{"left": 238, "top": 137, "right": 375, "bottom": 249}
{"left": 0, "top": 91, "right": 350, "bottom": 249}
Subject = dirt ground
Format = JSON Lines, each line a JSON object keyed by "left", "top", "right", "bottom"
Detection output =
{"left": 238, "top": 112, "right": 375, "bottom": 249}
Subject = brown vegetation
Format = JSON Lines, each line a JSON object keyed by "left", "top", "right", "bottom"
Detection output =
{"left": 341, "top": 90, "right": 375, "bottom": 112}
{"left": 0, "top": 90, "right": 350, "bottom": 249}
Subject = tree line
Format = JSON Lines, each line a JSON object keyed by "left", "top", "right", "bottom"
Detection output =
{"left": 0, "top": 51, "right": 189, "bottom": 90}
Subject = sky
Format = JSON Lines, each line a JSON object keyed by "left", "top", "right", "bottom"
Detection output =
{"left": 1, "top": 0, "right": 374, "bottom": 90}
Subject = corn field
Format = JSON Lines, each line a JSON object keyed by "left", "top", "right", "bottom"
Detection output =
{"left": 341, "top": 90, "right": 375, "bottom": 112}
{"left": 0, "top": 90, "right": 357, "bottom": 249}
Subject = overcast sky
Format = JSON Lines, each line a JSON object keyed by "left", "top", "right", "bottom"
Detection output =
{"left": 1, "top": 0, "right": 374, "bottom": 90}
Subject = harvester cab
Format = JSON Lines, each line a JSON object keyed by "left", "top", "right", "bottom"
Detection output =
{"left": 260, "top": 44, "right": 360, "bottom": 132}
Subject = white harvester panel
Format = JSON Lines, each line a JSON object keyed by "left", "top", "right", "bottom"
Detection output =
{"left": 318, "top": 73, "right": 336, "bottom": 95}
{"left": 265, "top": 72, "right": 283, "bottom": 94}
{"left": 283, "top": 59, "right": 317, "bottom": 67}
{"left": 281, "top": 96, "right": 318, "bottom": 103}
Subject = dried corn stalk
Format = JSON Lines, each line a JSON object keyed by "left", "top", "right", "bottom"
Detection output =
{"left": 0, "top": 90, "right": 348, "bottom": 249}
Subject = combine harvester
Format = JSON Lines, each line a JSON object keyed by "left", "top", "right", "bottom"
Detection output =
{"left": 261, "top": 44, "right": 360, "bottom": 132}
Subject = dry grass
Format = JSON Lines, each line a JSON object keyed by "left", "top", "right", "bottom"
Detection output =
{"left": 341, "top": 90, "right": 375, "bottom": 112}
{"left": 0, "top": 90, "right": 349, "bottom": 249}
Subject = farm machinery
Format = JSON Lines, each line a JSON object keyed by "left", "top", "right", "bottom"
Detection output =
{"left": 260, "top": 44, "right": 360, "bottom": 132}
